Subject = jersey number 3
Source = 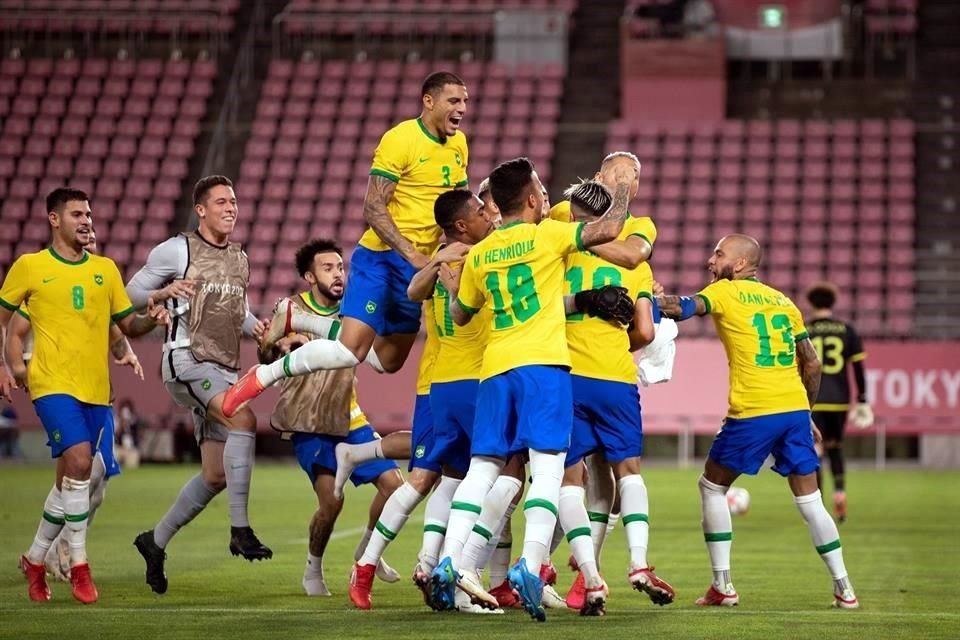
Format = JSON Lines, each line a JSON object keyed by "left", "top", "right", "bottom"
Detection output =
{"left": 751, "top": 312, "right": 794, "bottom": 367}
{"left": 485, "top": 264, "right": 540, "bottom": 329}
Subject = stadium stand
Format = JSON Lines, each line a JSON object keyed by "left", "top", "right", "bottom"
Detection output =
{"left": 0, "top": 55, "right": 216, "bottom": 279}
{"left": 237, "top": 57, "right": 564, "bottom": 312}
{"left": 606, "top": 118, "right": 915, "bottom": 338}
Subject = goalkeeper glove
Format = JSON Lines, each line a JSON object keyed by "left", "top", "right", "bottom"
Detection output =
{"left": 849, "top": 402, "right": 874, "bottom": 429}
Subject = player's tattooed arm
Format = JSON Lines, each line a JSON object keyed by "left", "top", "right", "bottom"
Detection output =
{"left": 795, "top": 337, "right": 822, "bottom": 408}
{"left": 579, "top": 164, "right": 637, "bottom": 248}
{"left": 589, "top": 235, "right": 652, "bottom": 269}
{"left": 656, "top": 294, "right": 708, "bottom": 320}
{"left": 364, "top": 174, "right": 429, "bottom": 270}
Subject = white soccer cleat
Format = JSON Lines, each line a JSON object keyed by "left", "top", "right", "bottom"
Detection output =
{"left": 262, "top": 297, "right": 296, "bottom": 354}
{"left": 832, "top": 589, "right": 859, "bottom": 609}
{"left": 376, "top": 557, "right": 401, "bottom": 583}
{"left": 542, "top": 583, "right": 566, "bottom": 609}
{"left": 44, "top": 536, "right": 72, "bottom": 582}
{"left": 302, "top": 571, "right": 331, "bottom": 596}
{"left": 455, "top": 588, "right": 504, "bottom": 614}
{"left": 457, "top": 568, "right": 500, "bottom": 610}
{"left": 333, "top": 442, "right": 359, "bottom": 500}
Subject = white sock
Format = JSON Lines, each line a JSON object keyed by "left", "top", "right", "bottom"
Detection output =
{"left": 619, "top": 474, "right": 650, "bottom": 569}
{"left": 61, "top": 476, "right": 91, "bottom": 566}
{"left": 364, "top": 346, "right": 386, "bottom": 373}
{"left": 27, "top": 485, "right": 65, "bottom": 564}
{"left": 256, "top": 339, "right": 360, "bottom": 387}
{"left": 353, "top": 528, "right": 373, "bottom": 562}
{"left": 559, "top": 485, "right": 599, "bottom": 584}
{"left": 347, "top": 440, "right": 385, "bottom": 464}
{"left": 522, "top": 450, "right": 564, "bottom": 569}
{"left": 795, "top": 490, "right": 851, "bottom": 588}
{"left": 461, "top": 475, "right": 522, "bottom": 572}
{"left": 482, "top": 501, "right": 517, "bottom": 580}
{"left": 440, "top": 456, "right": 502, "bottom": 569}
{"left": 359, "top": 482, "right": 424, "bottom": 567}
{"left": 699, "top": 475, "right": 733, "bottom": 591}
{"left": 305, "top": 551, "right": 324, "bottom": 576}
{"left": 290, "top": 313, "right": 339, "bottom": 340}
{"left": 419, "top": 476, "right": 461, "bottom": 572}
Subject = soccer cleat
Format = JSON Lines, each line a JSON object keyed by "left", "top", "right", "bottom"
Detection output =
{"left": 540, "top": 560, "right": 558, "bottom": 586}
{"left": 695, "top": 584, "right": 739, "bottom": 607}
{"left": 222, "top": 366, "right": 266, "bottom": 418}
{"left": 348, "top": 562, "right": 375, "bottom": 609}
{"left": 834, "top": 491, "right": 848, "bottom": 524}
{"left": 303, "top": 570, "right": 331, "bottom": 596}
{"left": 832, "top": 589, "right": 859, "bottom": 609}
{"left": 376, "top": 557, "right": 401, "bottom": 583}
{"left": 70, "top": 563, "right": 98, "bottom": 604}
{"left": 542, "top": 584, "right": 566, "bottom": 609}
{"left": 261, "top": 298, "right": 295, "bottom": 354}
{"left": 565, "top": 570, "right": 586, "bottom": 610}
{"left": 229, "top": 526, "right": 273, "bottom": 561}
{"left": 413, "top": 563, "right": 441, "bottom": 610}
{"left": 581, "top": 582, "right": 607, "bottom": 617}
{"left": 489, "top": 580, "right": 522, "bottom": 609}
{"left": 458, "top": 568, "right": 500, "bottom": 610}
{"left": 430, "top": 557, "right": 458, "bottom": 611}
{"left": 20, "top": 555, "right": 51, "bottom": 602}
{"left": 45, "top": 536, "right": 71, "bottom": 582}
{"left": 455, "top": 588, "right": 504, "bottom": 614}
{"left": 508, "top": 558, "right": 546, "bottom": 622}
{"left": 133, "top": 530, "right": 168, "bottom": 594}
{"left": 333, "top": 442, "right": 358, "bottom": 500}
{"left": 629, "top": 566, "right": 676, "bottom": 606}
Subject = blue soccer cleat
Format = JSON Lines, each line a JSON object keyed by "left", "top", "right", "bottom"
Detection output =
{"left": 508, "top": 558, "right": 546, "bottom": 622}
{"left": 430, "top": 557, "right": 458, "bottom": 611}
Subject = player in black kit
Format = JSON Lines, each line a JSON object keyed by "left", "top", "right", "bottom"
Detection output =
{"left": 806, "top": 283, "right": 873, "bottom": 523}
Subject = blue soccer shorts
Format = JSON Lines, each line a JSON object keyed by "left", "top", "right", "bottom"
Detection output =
{"left": 291, "top": 425, "right": 398, "bottom": 487}
{"left": 567, "top": 375, "right": 642, "bottom": 468}
{"left": 341, "top": 246, "right": 422, "bottom": 336}
{"left": 429, "top": 379, "right": 479, "bottom": 475}
{"left": 709, "top": 409, "right": 820, "bottom": 477}
{"left": 409, "top": 393, "right": 441, "bottom": 473}
{"left": 34, "top": 394, "right": 112, "bottom": 460}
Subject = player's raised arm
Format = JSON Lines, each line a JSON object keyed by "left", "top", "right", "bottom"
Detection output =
{"left": 578, "top": 165, "right": 635, "bottom": 249}
{"left": 407, "top": 242, "right": 470, "bottom": 302}
{"left": 448, "top": 256, "right": 481, "bottom": 327}
{"left": 125, "top": 236, "right": 195, "bottom": 309}
{"left": 657, "top": 293, "right": 709, "bottom": 320}
{"left": 589, "top": 235, "right": 652, "bottom": 270}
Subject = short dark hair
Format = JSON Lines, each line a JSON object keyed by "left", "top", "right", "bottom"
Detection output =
{"left": 46, "top": 187, "right": 89, "bottom": 214}
{"left": 422, "top": 71, "right": 465, "bottom": 98}
{"left": 489, "top": 157, "right": 535, "bottom": 216}
{"left": 806, "top": 282, "right": 838, "bottom": 310}
{"left": 193, "top": 175, "right": 233, "bottom": 206}
{"left": 434, "top": 189, "right": 476, "bottom": 231}
{"left": 295, "top": 238, "right": 342, "bottom": 277}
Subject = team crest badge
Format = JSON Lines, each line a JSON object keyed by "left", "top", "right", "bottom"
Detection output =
{"left": 201, "top": 379, "right": 212, "bottom": 391}
{"left": 94, "top": 274, "right": 104, "bottom": 285}
{"left": 52, "top": 430, "right": 62, "bottom": 443}
{"left": 454, "top": 152, "right": 462, "bottom": 166}
{"left": 365, "top": 301, "right": 377, "bottom": 314}
{"left": 415, "top": 445, "right": 426, "bottom": 459}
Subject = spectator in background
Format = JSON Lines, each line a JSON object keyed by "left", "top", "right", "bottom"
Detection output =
{"left": 0, "top": 405, "right": 22, "bottom": 458}
{"left": 115, "top": 398, "right": 142, "bottom": 469}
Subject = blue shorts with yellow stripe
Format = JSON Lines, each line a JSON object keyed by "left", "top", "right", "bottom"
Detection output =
{"left": 567, "top": 375, "right": 642, "bottom": 468}
{"left": 341, "top": 246, "right": 421, "bottom": 336}
{"left": 709, "top": 410, "right": 820, "bottom": 477}
{"left": 34, "top": 394, "right": 113, "bottom": 461}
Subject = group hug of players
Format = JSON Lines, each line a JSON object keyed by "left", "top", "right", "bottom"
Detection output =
{"left": 1, "top": 71, "right": 871, "bottom": 618}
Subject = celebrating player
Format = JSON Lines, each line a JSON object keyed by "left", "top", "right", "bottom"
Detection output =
{"left": 0, "top": 188, "right": 168, "bottom": 604}
{"left": 435, "top": 157, "right": 636, "bottom": 622}
{"left": 806, "top": 282, "right": 873, "bottom": 522}
{"left": 223, "top": 72, "right": 470, "bottom": 414}
{"left": 659, "top": 234, "right": 859, "bottom": 609}
{"left": 129, "top": 176, "right": 270, "bottom": 596}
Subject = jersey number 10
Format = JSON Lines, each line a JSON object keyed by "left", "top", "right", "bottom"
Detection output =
{"left": 751, "top": 312, "right": 795, "bottom": 367}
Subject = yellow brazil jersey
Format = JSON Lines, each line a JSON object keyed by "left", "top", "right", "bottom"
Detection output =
{"left": 416, "top": 298, "right": 440, "bottom": 395}
{"left": 359, "top": 118, "right": 469, "bottom": 255}
{"left": 548, "top": 201, "right": 574, "bottom": 222}
{"left": 0, "top": 248, "right": 134, "bottom": 405}
{"left": 564, "top": 225, "right": 654, "bottom": 384}
{"left": 457, "top": 219, "right": 584, "bottom": 380}
{"left": 697, "top": 278, "right": 811, "bottom": 419}
{"left": 299, "top": 291, "right": 368, "bottom": 430}
{"left": 430, "top": 260, "right": 487, "bottom": 383}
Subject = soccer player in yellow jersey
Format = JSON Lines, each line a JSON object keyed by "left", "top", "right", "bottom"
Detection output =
{"left": 438, "top": 157, "right": 635, "bottom": 622}
{"left": 224, "top": 72, "right": 470, "bottom": 414}
{"left": 659, "top": 234, "right": 859, "bottom": 610}
{"left": 0, "top": 188, "right": 167, "bottom": 604}
{"left": 556, "top": 180, "right": 673, "bottom": 615}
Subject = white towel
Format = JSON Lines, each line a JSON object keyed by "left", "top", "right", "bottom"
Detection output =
{"left": 637, "top": 317, "right": 678, "bottom": 386}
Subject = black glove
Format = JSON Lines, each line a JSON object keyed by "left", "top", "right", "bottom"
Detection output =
{"left": 574, "top": 285, "right": 635, "bottom": 326}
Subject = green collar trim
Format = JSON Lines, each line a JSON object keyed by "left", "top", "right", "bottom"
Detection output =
{"left": 304, "top": 291, "right": 340, "bottom": 315}
{"left": 496, "top": 220, "right": 525, "bottom": 231}
{"left": 416, "top": 117, "right": 443, "bottom": 144}
{"left": 48, "top": 247, "right": 88, "bottom": 265}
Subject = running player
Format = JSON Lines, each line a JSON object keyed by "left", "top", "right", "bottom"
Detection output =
{"left": 659, "top": 234, "right": 859, "bottom": 609}
{"left": 435, "top": 157, "right": 635, "bottom": 622}
{"left": 557, "top": 179, "right": 673, "bottom": 614}
{"left": 806, "top": 282, "right": 872, "bottom": 522}
{"left": 129, "top": 175, "right": 270, "bottom": 596}
{"left": 223, "top": 72, "right": 470, "bottom": 414}
{"left": 0, "top": 188, "right": 168, "bottom": 604}
{"left": 261, "top": 239, "right": 404, "bottom": 596}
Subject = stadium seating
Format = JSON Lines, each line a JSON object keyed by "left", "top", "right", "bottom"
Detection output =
{"left": 0, "top": 56, "right": 216, "bottom": 278}
{"left": 606, "top": 118, "right": 915, "bottom": 337}
{"left": 237, "top": 58, "right": 564, "bottom": 312}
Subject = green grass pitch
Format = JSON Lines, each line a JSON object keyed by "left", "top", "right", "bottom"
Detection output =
{"left": 1, "top": 464, "right": 958, "bottom": 639}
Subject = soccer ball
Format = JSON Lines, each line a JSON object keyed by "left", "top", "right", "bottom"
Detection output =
{"left": 726, "top": 487, "right": 750, "bottom": 515}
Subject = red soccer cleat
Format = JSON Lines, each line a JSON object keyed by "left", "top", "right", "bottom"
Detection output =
{"left": 348, "top": 562, "right": 375, "bottom": 610}
{"left": 695, "top": 584, "right": 739, "bottom": 607}
{"left": 489, "top": 580, "right": 522, "bottom": 609}
{"left": 70, "top": 563, "right": 98, "bottom": 604}
{"left": 539, "top": 561, "right": 557, "bottom": 586}
{"left": 21, "top": 555, "right": 51, "bottom": 602}
{"left": 565, "top": 570, "right": 586, "bottom": 610}
{"left": 629, "top": 566, "right": 676, "bottom": 606}
{"left": 222, "top": 366, "right": 265, "bottom": 418}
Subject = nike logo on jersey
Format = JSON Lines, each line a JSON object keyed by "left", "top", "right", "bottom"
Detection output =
{"left": 42, "top": 277, "right": 56, "bottom": 284}
{"left": 418, "top": 157, "right": 429, "bottom": 163}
